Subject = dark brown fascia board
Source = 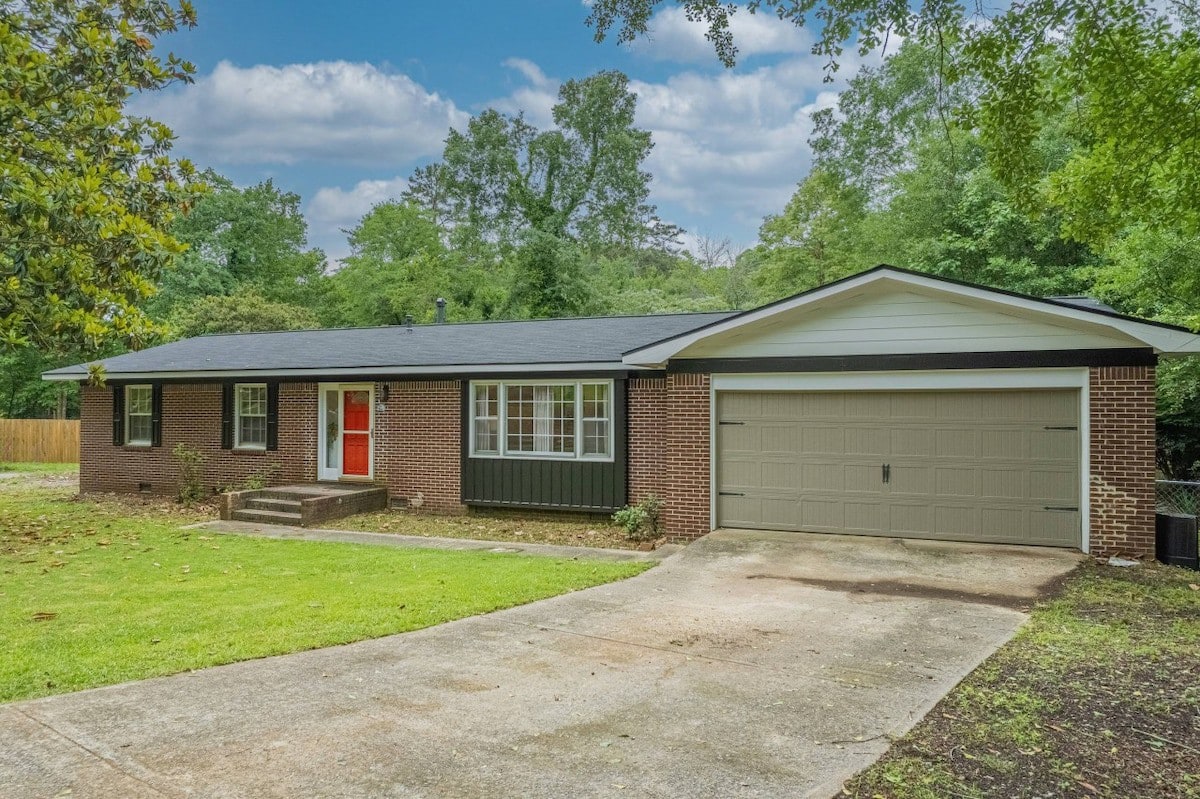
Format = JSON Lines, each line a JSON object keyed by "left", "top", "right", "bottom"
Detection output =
{"left": 667, "top": 348, "right": 1158, "bottom": 374}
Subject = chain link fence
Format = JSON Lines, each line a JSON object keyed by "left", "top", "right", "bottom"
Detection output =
{"left": 1156, "top": 480, "right": 1200, "bottom": 516}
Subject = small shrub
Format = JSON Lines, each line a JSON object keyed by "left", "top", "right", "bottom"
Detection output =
{"left": 173, "top": 444, "right": 207, "bottom": 504}
{"left": 612, "top": 495, "right": 663, "bottom": 542}
{"left": 241, "top": 463, "right": 281, "bottom": 491}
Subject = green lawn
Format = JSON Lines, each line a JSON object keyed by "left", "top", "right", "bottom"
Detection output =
{"left": 1, "top": 485, "right": 650, "bottom": 703}
{"left": 839, "top": 563, "right": 1200, "bottom": 799}
{"left": 0, "top": 461, "right": 79, "bottom": 475}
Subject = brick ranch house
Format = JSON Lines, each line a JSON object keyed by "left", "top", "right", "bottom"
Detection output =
{"left": 45, "top": 266, "right": 1200, "bottom": 558}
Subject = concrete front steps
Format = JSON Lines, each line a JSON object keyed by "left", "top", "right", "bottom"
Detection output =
{"left": 221, "top": 483, "right": 387, "bottom": 527}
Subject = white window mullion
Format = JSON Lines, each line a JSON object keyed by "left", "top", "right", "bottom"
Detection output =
{"left": 499, "top": 383, "right": 507, "bottom": 458}
{"left": 575, "top": 388, "right": 583, "bottom": 458}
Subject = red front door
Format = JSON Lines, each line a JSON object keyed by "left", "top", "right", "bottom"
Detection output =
{"left": 342, "top": 390, "right": 371, "bottom": 477}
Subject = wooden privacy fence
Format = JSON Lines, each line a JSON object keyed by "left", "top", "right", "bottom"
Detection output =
{"left": 0, "top": 419, "right": 81, "bottom": 463}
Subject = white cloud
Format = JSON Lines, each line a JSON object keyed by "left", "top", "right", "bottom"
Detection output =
{"left": 308, "top": 175, "right": 409, "bottom": 233}
{"left": 145, "top": 60, "right": 467, "bottom": 166}
{"left": 488, "top": 58, "right": 559, "bottom": 128}
{"left": 630, "top": 6, "right": 812, "bottom": 62}
{"left": 632, "top": 61, "right": 847, "bottom": 223}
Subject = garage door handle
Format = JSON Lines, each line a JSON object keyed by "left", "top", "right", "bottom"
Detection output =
{"left": 1043, "top": 426, "right": 1078, "bottom": 430}
{"left": 719, "top": 491, "right": 745, "bottom": 497}
{"left": 1044, "top": 506, "right": 1079, "bottom": 512}
{"left": 718, "top": 420, "right": 745, "bottom": 426}
{"left": 882, "top": 463, "right": 891, "bottom": 483}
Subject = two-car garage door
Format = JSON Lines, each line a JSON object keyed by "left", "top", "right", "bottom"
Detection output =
{"left": 715, "top": 389, "right": 1081, "bottom": 547}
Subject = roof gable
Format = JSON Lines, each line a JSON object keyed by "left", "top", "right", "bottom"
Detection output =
{"left": 623, "top": 267, "right": 1200, "bottom": 366}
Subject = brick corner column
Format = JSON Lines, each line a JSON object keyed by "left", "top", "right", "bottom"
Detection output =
{"left": 1089, "top": 365, "right": 1157, "bottom": 558}
{"left": 663, "top": 372, "right": 712, "bottom": 541}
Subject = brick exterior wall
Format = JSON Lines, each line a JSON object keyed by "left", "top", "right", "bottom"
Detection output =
{"left": 374, "top": 380, "right": 463, "bottom": 513}
{"left": 76, "top": 366, "right": 1159, "bottom": 557}
{"left": 661, "top": 373, "right": 712, "bottom": 541}
{"left": 79, "top": 383, "right": 316, "bottom": 495}
{"left": 627, "top": 378, "right": 667, "bottom": 505}
{"left": 1089, "top": 365, "right": 1157, "bottom": 558}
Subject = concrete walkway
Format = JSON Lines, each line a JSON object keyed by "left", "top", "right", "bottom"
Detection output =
{"left": 0, "top": 531, "right": 1082, "bottom": 799}
{"left": 193, "top": 519, "right": 676, "bottom": 562}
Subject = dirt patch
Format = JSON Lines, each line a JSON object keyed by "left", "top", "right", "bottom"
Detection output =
{"left": 746, "top": 573, "right": 1042, "bottom": 610}
{"left": 839, "top": 563, "right": 1200, "bottom": 799}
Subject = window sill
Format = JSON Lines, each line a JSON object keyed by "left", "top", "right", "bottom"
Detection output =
{"left": 122, "top": 443, "right": 153, "bottom": 450}
{"left": 234, "top": 446, "right": 268, "bottom": 454}
{"left": 468, "top": 453, "right": 615, "bottom": 464}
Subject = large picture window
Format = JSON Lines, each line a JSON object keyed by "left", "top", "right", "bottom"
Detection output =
{"left": 235, "top": 383, "right": 268, "bottom": 449}
{"left": 470, "top": 381, "right": 612, "bottom": 460}
{"left": 125, "top": 385, "right": 153, "bottom": 446}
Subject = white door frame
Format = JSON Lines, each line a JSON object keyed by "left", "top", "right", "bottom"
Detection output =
{"left": 709, "top": 368, "right": 1091, "bottom": 553}
{"left": 317, "top": 382, "right": 375, "bottom": 481}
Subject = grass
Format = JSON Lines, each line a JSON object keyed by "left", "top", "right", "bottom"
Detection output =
{"left": 839, "top": 562, "right": 1200, "bottom": 799}
{"left": 0, "top": 461, "right": 79, "bottom": 475}
{"left": 339, "top": 507, "right": 644, "bottom": 550}
{"left": 0, "top": 484, "right": 651, "bottom": 703}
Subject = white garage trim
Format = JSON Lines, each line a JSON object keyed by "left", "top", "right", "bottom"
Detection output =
{"left": 708, "top": 368, "right": 1091, "bottom": 553}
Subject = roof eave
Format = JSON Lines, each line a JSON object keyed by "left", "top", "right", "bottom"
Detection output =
{"left": 42, "top": 360, "right": 657, "bottom": 382}
{"left": 621, "top": 268, "right": 1200, "bottom": 365}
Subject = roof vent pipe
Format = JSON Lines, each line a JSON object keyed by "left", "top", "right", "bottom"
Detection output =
{"left": 435, "top": 297, "right": 446, "bottom": 324}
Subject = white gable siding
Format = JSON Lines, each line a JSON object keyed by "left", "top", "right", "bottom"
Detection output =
{"left": 681, "top": 289, "right": 1142, "bottom": 359}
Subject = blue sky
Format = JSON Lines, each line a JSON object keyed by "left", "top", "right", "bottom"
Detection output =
{"left": 145, "top": 1, "right": 880, "bottom": 262}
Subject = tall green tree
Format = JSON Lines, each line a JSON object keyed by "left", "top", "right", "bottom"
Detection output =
{"left": 428, "top": 71, "right": 673, "bottom": 251}
{"left": 410, "top": 70, "right": 679, "bottom": 317}
{"left": 324, "top": 202, "right": 507, "bottom": 327}
{"left": 755, "top": 42, "right": 1094, "bottom": 299}
{"left": 1, "top": 0, "right": 202, "bottom": 354}
{"left": 151, "top": 170, "right": 327, "bottom": 317}
{"left": 751, "top": 167, "right": 869, "bottom": 299}
{"left": 168, "top": 291, "right": 320, "bottom": 338}
{"left": 587, "top": 0, "right": 1200, "bottom": 244}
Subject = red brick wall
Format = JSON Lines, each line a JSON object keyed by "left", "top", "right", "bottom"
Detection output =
{"left": 661, "top": 373, "right": 712, "bottom": 541}
{"left": 627, "top": 378, "right": 667, "bottom": 504}
{"left": 374, "top": 380, "right": 463, "bottom": 512}
{"left": 79, "top": 383, "right": 316, "bottom": 495}
{"left": 1089, "top": 365, "right": 1157, "bottom": 558}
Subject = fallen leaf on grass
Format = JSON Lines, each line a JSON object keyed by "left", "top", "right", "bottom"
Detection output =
{"left": 31, "top": 611, "right": 58, "bottom": 622}
{"left": 1189, "top": 584, "right": 1199, "bottom": 591}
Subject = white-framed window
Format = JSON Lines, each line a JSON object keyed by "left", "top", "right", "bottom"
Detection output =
{"left": 581, "top": 382, "right": 611, "bottom": 457}
{"left": 125, "top": 384, "right": 153, "bottom": 446}
{"left": 473, "top": 383, "right": 500, "bottom": 454}
{"left": 235, "top": 383, "right": 268, "bottom": 450}
{"left": 469, "top": 380, "right": 613, "bottom": 461}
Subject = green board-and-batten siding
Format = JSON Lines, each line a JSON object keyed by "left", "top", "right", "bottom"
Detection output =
{"left": 460, "top": 378, "right": 628, "bottom": 513}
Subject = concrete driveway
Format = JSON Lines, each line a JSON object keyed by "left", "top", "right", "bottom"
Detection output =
{"left": 0, "top": 530, "right": 1081, "bottom": 799}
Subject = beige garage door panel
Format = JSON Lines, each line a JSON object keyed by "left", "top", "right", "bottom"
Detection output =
{"left": 716, "top": 390, "right": 1081, "bottom": 547}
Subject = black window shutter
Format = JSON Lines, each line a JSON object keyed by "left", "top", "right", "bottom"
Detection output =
{"left": 266, "top": 382, "right": 280, "bottom": 451}
{"left": 220, "top": 383, "right": 234, "bottom": 449}
{"left": 150, "top": 383, "right": 164, "bottom": 447}
{"left": 112, "top": 386, "right": 125, "bottom": 446}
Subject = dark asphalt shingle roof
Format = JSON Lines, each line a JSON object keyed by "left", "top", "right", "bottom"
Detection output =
{"left": 44, "top": 311, "right": 738, "bottom": 379}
